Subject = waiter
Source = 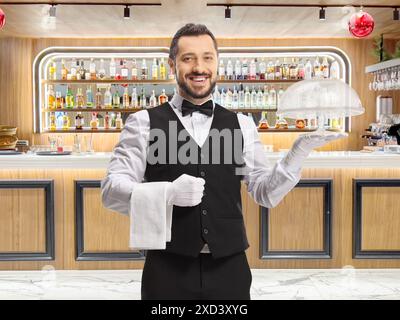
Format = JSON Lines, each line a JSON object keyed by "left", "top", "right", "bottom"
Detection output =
{"left": 101, "top": 23, "right": 347, "bottom": 300}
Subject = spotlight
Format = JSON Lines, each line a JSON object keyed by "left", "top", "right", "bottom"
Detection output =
{"left": 394, "top": 8, "right": 399, "bottom": 21}
{"left": 225, "top": 6, "right": 231, "bottom": 19}
{"left": 49, "top": 5, "right": 56, "bottom": 18}
{"left": 319, "top": 7, "right": 326, "bottom": 20}
{"left": 124, "top": 5, "right": 130, "bottom": 19}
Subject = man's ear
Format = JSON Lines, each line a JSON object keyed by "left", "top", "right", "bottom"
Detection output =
{"left": 168, "top": 58, "right": 175, "bottom": 74}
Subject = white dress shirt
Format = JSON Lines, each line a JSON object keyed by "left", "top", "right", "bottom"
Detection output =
{"left": 101, "top": 93, "right": 302, "bottom": 253}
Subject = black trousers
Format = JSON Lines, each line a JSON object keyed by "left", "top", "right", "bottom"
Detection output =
{"left": 141, "top": 250, "right": 252, "bottom": 300}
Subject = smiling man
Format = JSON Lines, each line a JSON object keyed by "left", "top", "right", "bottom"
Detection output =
{"left": 101, "top": 23, "right": 347, "bottom": 300}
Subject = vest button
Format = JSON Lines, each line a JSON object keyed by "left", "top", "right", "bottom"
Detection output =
{"left": 203, "top": 228, "right": 208, "bottom": 234}
{"left": 202, "top": 209, "right": 207, "bottom": 215}
{"left": 200, "top": 171, "right": 206, "bottom": 177}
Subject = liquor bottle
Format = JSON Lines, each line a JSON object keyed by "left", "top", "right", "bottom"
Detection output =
{"left": 234, "top": 60, "right": 242, "bottom": 80}
{"left": 151, "top": 58, "right": 158, "bottom": 80}
{"left": 104, "top": 112, "right": 111, "bottom": 130}
{"left": 159, "top": 58, "right": 167, "bottom": 80}
{"left": 220, "top": 88, "right": 226, "bottom": 107}
{"left": 218, "top": 60, "right": 225, "bottom": 80}
{"left": 131, "top": 87, "right": 138, "bottom": 108}
{"left": 89, "top": 58, "right": 96, "bottom": 80}
{"left": 267, "top": 60, "right": 275, "bottom": 80}
{"left": 70, "top": 59, "right": 77, "bottom": 80}
{"left": 112, "top": 87, "right": 120, "bottom": 108}
{"left": 250, "top": 86, "right": 257, "bottom": 109}
{"left": 259, "top": 58, "right": 266, "bottom": 80}
{"left": 78, "top": 61, "right": 86, "bottom": 80}
{"left": 47, "top": 85, "right": 56, "bottom": 110}
{"left": 249, "top": 59, "right": 257, "bottom": 80}
{"left": 65, "top": 86, "right": 74, "bottom": 109}
{"left": 55, "top": 91, "right": 64, "bottom": 109}
{"left": 122, "top": 59, "right": 129, "bottom": 80}
{"left": 322, "top": 57, "right": 329, "bottom": 79}
{"left": 289, "top": 58, "right": 298, "bottom": 80}
{"left": 115, "top": 112, "right": 123, "bottom": 129}
{"left": 131, "top": 59, "right": 138, "bottom": 80}
{"left": 110, "top": 58, "right": 116, "bottom": 79}
{"left": 141, "top": 59, "right": 148, "bottom": 80}
{"left": 277, "top": 86, "right": 284, "bottom": 109}
{"left": 104, "top": 86, "right": 112, "bottom": 109}
{"left": 232, "top": 86, "right": 239, "bottom": 108}
{"left": 262, "top": 85, "right": 269, "bottom": 109}
{"left": 56, "top": 113, "right": 63, "bottom": 129}
{"left": 241, "top": 60, "right": 248, "bottom": 80}
{"left": 158, "top": 89, "right": 168, "bottom": 105}
{"left": 61, "top": 59, "right": 68, "bottom": 80}
{"left": 258, "top": 112, "right": 269, "bottom": 129}
{"left": 90, "top": 112, "right": 99, "bottom": 130}
{"left": 140, "top": 88, "right": 147, "bottom": 108}
{"left": 49, "top": 112, "right": 57, "bottom": 131}
{"left": 149, "top": 90, "right": 157, "bottom": 108}
{"left": 256, "top": 87, "right": 263, "bottom": 108}
{"left": 48, "top": 59, "right": 56, "bottom": 80}
{"left": 75, "top": 112, "right": 84, "bottom": 130}
{"left": 238, "top": 83, "right": 245, "bottom": 108}
{"left": 282, "top": 58, "right": 289, "bottom": 80}
{"left": 274, "top": 59, "right": 282, "bottom": 80}
{"left": 304, "top": 59, "right": 313, "bottom": 80}
{"left": 115, "top": 59, "right": 123, "bottom": 80}
{"left": 95, "top": 87, "right": 102, "bottom": 108}
{"left": 226, "top": 59, "right": 234, "bottom": 80}
{"left": 329, "top": 60, "right": 340, "bottom": 79}
{"left": 62, "top": 112, "right": 70, "bottom": 130}
{"left": 297, "top": 58, "right": 305, "bottom": 80}
{"left": 168, "top": 67, "right": 175, "bottom": 80}
{"left": 213, "top": 85, "right": 221, "bottom": 105}
{"left": 76, "top": 88, "right": 84, "bottom": 108}
{"left": 98, "top": 59, "right": 106, "bottom": 80}
{"left": 86, "top": 86, "right": 94, "bottom": 108}
{"left": 244, "top": 86, "right": 251, "bottom": 108}
{"left": 314, "top": 57, "right": 322, "bottom": 79}
{"left": 225, "top": 88, "right": 233, "bottom": 108}
{"left": 269, "top": 86, "right": 277, "bottom": 109}
{"left": 123, "top": 87, "right": 130, "bottom": 108}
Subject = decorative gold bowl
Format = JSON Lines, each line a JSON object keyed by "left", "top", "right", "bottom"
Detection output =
{"left": 0, "top": 125, "right": 18, "bottom": 136}
{"left": 0, "top": 135, "right": 18, "bottom": 149}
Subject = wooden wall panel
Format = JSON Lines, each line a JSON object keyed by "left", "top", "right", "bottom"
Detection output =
{"left": 83, "top": 188, "right": 131, "bottom": 252}
{"left": 361, "top": 186, "right": 400, "bottom": 250}
{"left": 0, "top": 188, "right": 46, "bottom": 252}
{"left": 268, "top": 187, "right": 324, "bottom": 251}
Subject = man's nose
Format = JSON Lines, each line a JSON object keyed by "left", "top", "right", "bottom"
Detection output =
{"left": 192, "top": 59, "right": 207, "bottom": 74}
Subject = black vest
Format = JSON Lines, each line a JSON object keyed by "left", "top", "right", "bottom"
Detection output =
{"left": 144, "top": 102, "right": 249, "bottom": 258}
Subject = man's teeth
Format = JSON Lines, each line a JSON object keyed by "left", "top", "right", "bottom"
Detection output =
{"left": 191, "top": 77, "right": 206, "bottom": 82}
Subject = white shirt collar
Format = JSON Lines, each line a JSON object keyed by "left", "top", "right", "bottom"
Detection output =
{"left": 169, "top": 92, "right": 214, "bottom": 114}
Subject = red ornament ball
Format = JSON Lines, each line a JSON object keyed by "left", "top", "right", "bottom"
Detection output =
{"left": 348, "top": 9, "right": 374, "bottom": 38}
{"left": 0, "top": 8, "right": 6, "bottom": 29}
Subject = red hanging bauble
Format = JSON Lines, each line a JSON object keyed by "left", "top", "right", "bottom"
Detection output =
{"left": 0, "top": 8, "right": 6, "bottom": 29}
{"left": 348, "top": 9, "right": 374, "bottom": 38}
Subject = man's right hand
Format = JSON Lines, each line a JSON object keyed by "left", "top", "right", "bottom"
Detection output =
{"left": 166, "top": 174, "right": 205, "bottom": 207}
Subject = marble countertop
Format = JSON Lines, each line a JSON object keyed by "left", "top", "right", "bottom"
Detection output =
{"left": 0, "top": 151, "right": 399, "bottom": 169}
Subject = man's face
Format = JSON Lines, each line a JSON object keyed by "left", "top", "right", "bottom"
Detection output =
{"left": 169, "top": 34, "right": 218, "bottom": 100}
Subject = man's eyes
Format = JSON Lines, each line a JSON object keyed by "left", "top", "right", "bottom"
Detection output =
{"left": 182, "top": 56, "right": 214, "bottom": 62}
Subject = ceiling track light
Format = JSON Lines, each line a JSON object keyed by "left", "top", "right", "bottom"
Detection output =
{"left": 124, "top": 5, "right": 130, "bottom": 19}
{"left": 49, "top": 4, "right": 56, "bottom": 17}
{"left": 394, "top": 7, "right": 399, "bottom": 21}
{"left": 225, "top": 5, "right": 231, "bottom": 19}
{"left": 319, "top": 6, "right": 325, "bottom": 20}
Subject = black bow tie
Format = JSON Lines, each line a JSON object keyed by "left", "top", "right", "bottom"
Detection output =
{"left": 181, "top": 99, "right": 214, "bottom": 117}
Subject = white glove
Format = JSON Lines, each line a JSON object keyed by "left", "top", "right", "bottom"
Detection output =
{"left": 166, "top": 174, "right": 205, "bottom": 207}
{"left": 282, "top": 131, "right": 348, "bottom": 171}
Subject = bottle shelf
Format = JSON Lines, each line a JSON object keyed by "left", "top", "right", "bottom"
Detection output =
{"left": 42, "top": 107, "right": 277, "bottom": 113}
{"left": 42, "top": 79, "right": 301, "bottom": 85}
{"left": 44, "top": 127, "right": 122, "bottom": 133}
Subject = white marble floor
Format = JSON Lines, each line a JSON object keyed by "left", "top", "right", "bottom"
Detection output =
{"left": 0, "top": 268, "right": 400, "bottom": 300}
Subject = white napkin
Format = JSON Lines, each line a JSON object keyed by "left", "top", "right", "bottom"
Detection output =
{"left": 129, "top": 182, "right": 173, "bottom": 250}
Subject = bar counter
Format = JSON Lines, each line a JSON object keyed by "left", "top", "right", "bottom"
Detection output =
{"left": 0, "top": 151, "right": 400, "bottom": 270}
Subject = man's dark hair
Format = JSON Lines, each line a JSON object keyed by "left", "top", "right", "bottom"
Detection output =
{"left": 169, "top": 23, "right": 218, "bottom": 61}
